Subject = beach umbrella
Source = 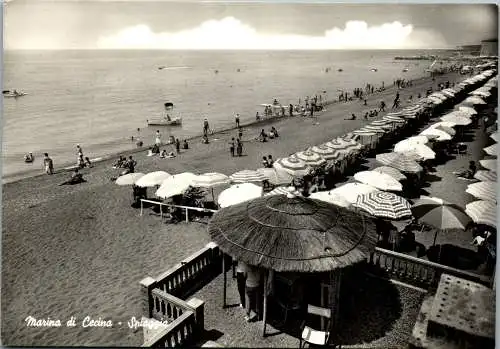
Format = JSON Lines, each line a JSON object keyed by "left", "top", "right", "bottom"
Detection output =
{"left": 446, "top": 110, "right": 474, "bottom": 119}
{"left": 331, "top": 183, "right": 379, "bottom": 205}
{"left": 480, "top": 159, "right": 497, "bottom": 171}
{"left": 383, "top": 114, "right": 406, "bottom": 122}
{"left": 115, "top": 172, "right": 145, "bottom": 186}
{"left": 490, "top": 132, "right": 499, "bottom": 142}
{"left": 309, "top": 190, "right": 351, "bottom": 208}
{"left": 370, "top": 119, "right": 393, "bottom": 126}
{"left": 193, "top": 172, "right": 230, "bottom": 188}
{"left": 463, "top": 96, "right": 486, "bottom": 105}
{"left": 466, "top": 181, "right": 497, "bottom": 202}
{"left": 364, "top": 125, "right": 388, "bottom": 133}
{"left": 394, "top": 143, "right": 436, "bottom": 160}
{"left": 465, "top": 200, "right": 497, "bottom": 227}
{"left": 230, "top": 169, "right": 267, "bottom": 183}
{"left": 352, "top": 128, "right": 378, "bottom": 137}
{"left": 376, "top": 152, "right": 423, "bottom": 173}
{"left": 134, "top": 171, "right": 172, "bottom": 188}
{"left": 353, "top": 191, "right": 412, "bottom": 220}
{"left": 458, "top": 106, "right": 477, "bottom": 116}
{"left": 208, "top": 195, "right": 378, "bottom": 272}
{"left": 429, "top": 92, "right": 448, "bottom": 101}
{"left": 483, "top": 144, "right": 497, "bottom": 156}
{"left": 395, "top": 136, "right": 429, "bottom": 148}
{"left": 309, "top": 145, "right": 342, "bottom": 161}
{"left": 411, "top": 196, "right": 472, "bottom": 245}
{"left": 264, "top": 186, "right": 302, "bottom": 197}
{"left": 218, "top": 183, "right": 263, "bottom": 208}
{"left": 430, "top": 121, "right": 458, "bottom": 129}
{"left": 474, "top": 170, "right": 497, "bottom": 182}
{"left": 155, "top": 172, "right": 197, "bottom": 199}
{"left": 324, "top": 140, "right": 355, "bottom": 156}
{"left": 256, "top": 167, "right": 293, "bottom": 186}
{"left": 439, "top": 115, "right": 472, "bottom": 126}
{"left": 344, "top": 139, "right": 364, "bottom": 151}
{"left": 440, "top": 89, "right": 456, "bottom": 98}
{"left": 354, "top": 171, "right": 403, "bottom": 191}
{"left": 372, "top": 166, "right": 407, "bottom": 181}
{"left": 420, "top": 128, "right": 453, "bottom": 142}
{"left": 434, "top": 125, "right": 456, "bottom": 136}
{"left": 273, "top": 157, "right": 311, "bottom": 177}
{"left": 470, "top": 90, "right": 491, "bottom": 98}
{"left": 292, "top": 150, "right": 326, "bottom": 167}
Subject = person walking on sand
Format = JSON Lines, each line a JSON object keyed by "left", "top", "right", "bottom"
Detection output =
{"left": 235, "top": 113, "right": 240, "bottom": 128}
{"left": 229, "top": 138, "right": 235, "bottom": 157}
{"left": 203, "top": 118, "right": 210, "bottom": 136}
{"left": 392, "top": 92, "right": 400, "bottom": 110}
{"left": 236, "top": 139, "right": 243, "bottom": 156}
{"left": 244, "top": 265, "right": 262, "bottom": 322}
{"left": 43, "top": 153, "right": 54, "bottom": 175}
{"left": 155, "top": 130, "right": 162, "bottom": 146}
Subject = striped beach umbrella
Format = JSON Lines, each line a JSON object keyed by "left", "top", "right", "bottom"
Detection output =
{"left": 264, "top": 186, "right": 302, "bottom": 197}
{"left": 394, "top": 143, "right": 435, "bottom": 160}
{"left": 466, "top": 181, "right": 497, "bottom": 202}
{"left": 383, "top": 115, "right": 406, "bottom": 123}
{"left": 273, "top": 157, "right": 311, "bottom": 177}
{"left": 470, "top": 90, "right": 491, "bottom": 98}
{"left": 218, "top": 183, "right": 263, "bottom": 208}
{"left": 420, "top": 128, "right": 453, "bottom": 142}
{"left": 364, "top": 125, "right": 388, "bottom": 133}
{"left": 135, "top": 171, "right": 172, "bottom": 187}
{"left": 466, "top": 200, "right": 497, "bottom": 227}
{"left": 230, "top": 169, "right": 267, "bottom": 183}
{"left": 480, "top": 159, "right": 497, "bottom": 171}
{"left": 474, "top": 170, "right": 497, "bottom": 182}
{"left": 463, "top": 96, "right": 486, "bottom": 105}
{"left": 309, "top": 190, "right": 351, "bottom": 208}
{"left": 483, "top": 144, "right": 497, "bottom": 156}
{"left": 331, "top": 182, "right": 379, "bottom": 205}
{"left": 324, "top": 140, "right": 355, "bottom": 156}
{"left": 292, "top": 150, "right": 326, "bottom": 167}
{"left": 440, "top": 89, "right": 456, "bottom": 98}
{"left": 354, "top": 171, "right": 403, "bottom": 191}
{"left": 353, "top": 191, "right": 412, "bottom": 220}
{"left": 440, "top": 115, "right": 472, "bottom": 126}
{"left": 309, "top": 145, "right": 342, "bottom": 161}
{"left": 490, "top": 132, "right": 499, "bottom": 142}
{"left": 372, "top": 166, "right": 407, "bottom": 181}
{"left": 192, "top": 172, "right": 230, "bottom": 188}
{"left": 352, "top": 128, "right": 378, "bottom": 137}
{"left": 256, "top": 167, "right": 293, "bottom": 186}
{"left": 458, "top": 106, "right": 477, "bottom": 116}
{"left": 344, "top": 139, "right": 364, "bottom": 151}
{"left": 370, "top": 119, "right": 393, "bottom": 126}
{"left": 115, "top": 172, "right": 145, "bottom": 186}
{"left": 376, "top": 152, "right": 423, "bottom": 173}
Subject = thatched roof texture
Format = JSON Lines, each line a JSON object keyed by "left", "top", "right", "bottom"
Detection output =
{"left": 208, "top": 194, "right": 378, "bottom": 272}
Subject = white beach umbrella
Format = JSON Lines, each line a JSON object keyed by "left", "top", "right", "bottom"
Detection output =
{"left": 115, "top": 172, "right": 145, "bottom": 186}
{"left": 463, "top": 96, "right": 486, "bottom": 105}
{"left": 155, "top": 172, "right": 197, "bottom": 199}
{"left": 135, "top": 171, "right": 172, "bottom": 187}
{"left": 466, "top": 181, "right": 497, "bottom": 203}
{"left": 480, "top": 159, "right": 497, "bottom": 171}
{"left": 483, "top": 144, "right": 498, "bottom": 156}
{"left": 490, "top": 132, "right": 499, "bottom": 142}
{"left": 264, "top": 186, "right": 302, "bottom": 197}
{"left": 364, "top": 125, "right": 389, "bottom": 133}
{"left": 376, "top": 152, "right": 423, "bottom": 173}
{"left": 465, "top": 200, "right": 497, "bottom": 227}
{"left": 440, "top": 89, "right": 456, "bottom": 98}
{"left": 420, "top": 128, "right": 453, "bottom": 142}
{"left": 470, "top": 90, "right": 491, "bottom": 98}
{"left": 394, "top": 143, "right": 436, "bottom": 160}
{"left": 292, "top": 150, "right": 327, "bottom": 167}
{"left": 440, "top": 115, "right": 472, "bottom": 126}
{"left": 474, "top": 170, "right": 497, "bottom": 182}
{"left": 447, "top": 110, "right": 474, "bottom": 119}
{"left": 192, "top": 172, "right": 230, "bottom": 188}
{"left": 372, "top": 166, "right": 407, "bottom": 181}
{"left": 273, "top": 157, "right": 311, "bottom": 177}
{"left": 309, "top": 190, "right": 351, "bottom": 208}
{"left": 330, "top": 183, "right": 380, "bottom": 205}
{"left": 218, "top": 183, "right": 263, "bottom": 208}
{"left": 256, "top": 167, "right": 293, "bottom": 186}
{"left": 354, "top": 171, "right": 403, "bottom": 191}
{"left": 430, "top": 92, "right": 448, "bottom": 101}
{"left": 458, "top": 106, "right": 477, "bottom": 116}
{"left": 395, "top": 136, "right": 429, "bottom": 148}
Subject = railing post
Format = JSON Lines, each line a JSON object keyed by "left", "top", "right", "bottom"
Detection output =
{"left": 140, "top": 199, "right": 144, "bottom": 216}
{"left": 160, "top": 204, "right": 163, "bottom": 218}
{"left": 186, "top": 208, "right": 189, "bottom": 222}
{"left": 140, "top": 276, "right": 157, "bottom": 318}
{"left": 186, "top": 297, "right": 205, "bottom": 337}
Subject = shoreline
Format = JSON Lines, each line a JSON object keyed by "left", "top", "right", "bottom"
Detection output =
{"left": 2, "top": 72, "right": 438, "bottom": 185}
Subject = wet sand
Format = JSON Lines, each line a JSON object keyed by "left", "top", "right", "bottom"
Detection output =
{"left": 1, "top": 72, "right": 463, "bottom": 346}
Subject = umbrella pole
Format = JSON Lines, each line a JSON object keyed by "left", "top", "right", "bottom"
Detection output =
{"left": 262, "top": 270, "right": 268, "bottom": 337}
{"left": 222, "top": 254, "right": 227, "bottom": 308}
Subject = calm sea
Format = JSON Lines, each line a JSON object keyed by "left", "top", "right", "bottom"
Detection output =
{"left": 2, "top": 49, "right": 440, "bottom": 180}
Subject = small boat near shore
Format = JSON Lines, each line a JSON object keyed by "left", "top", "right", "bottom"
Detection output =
{"left": 147, "top": 102, "right": 182, "bottom": 126}
{"left": 3, "top": 90, "right": 27, "bottom": 98}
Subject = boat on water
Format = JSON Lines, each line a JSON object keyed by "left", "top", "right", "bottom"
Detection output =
{"left": 147, "top": 102, "right": 182, "bottom": 126}
{"left": 370, "top": 68, "right": 378, "bottom": 72}
{"left": 3, "top": 90, "right": 27, "bottom": 98}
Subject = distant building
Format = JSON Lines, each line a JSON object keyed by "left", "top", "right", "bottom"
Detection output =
{"left": 480, "top": 39, "right": 498, "bottom": 57}
{"left": 457, "top": 44, "right": 481, "bottom": 56}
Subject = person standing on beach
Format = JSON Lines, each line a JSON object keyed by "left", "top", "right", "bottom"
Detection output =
{"left": 203, "top": 118, "right": 210, "bottom": 136}
{"left": 155, "top": 130, "right": 162, "bottom": 146}
{"left": 43, "top": 153, "right": 54, "bottom": 175}
{"left": 229, "top": 138, "right": 235, "bottom": 157}
{"left": 236, "top": 139, "right": 243, "bottom": 156}
{"left": 127, "top": 156, "right": 137, "bottom": 174}
{"left": 379, "top": 101, "right": 386, "bottom": 112}
{"left": 175, "top": 138, "right": 181, "bottom": 154}
{"left": 76, "top": 144, "right": 83, "bottom": 157}
{"left": 235, "top": 113, "right": 240, "bottom": 128}
{"left": 238, "top": 127, "right": 243, "bottom": 140}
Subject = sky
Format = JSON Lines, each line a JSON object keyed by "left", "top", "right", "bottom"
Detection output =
{"left": 3, "top": 1, "right": 498, "bottom": 50}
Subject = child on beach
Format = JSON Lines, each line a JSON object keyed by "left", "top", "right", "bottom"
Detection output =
{"left": 84, "top": 157, "right": 93, "bottom": 168}
{"left": 43, "top": 153, "right": 54, "bottom": 175}
{"left": 202, "top": 134, "right": 209, "bottom": 144}
{"left": 267, "top": 155, "right": 274, "bottom": 168}
{"left": 262, "top": 156, "right": 269, "bottom": 168}
{"left": 155, "top": 130, "right": 162, "bottom": 145}
{"left": 59, "top": 169, "right": 85, "bottom": 186}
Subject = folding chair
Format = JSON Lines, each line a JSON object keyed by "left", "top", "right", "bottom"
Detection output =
{"left": 299, "top": 304, "right": 332, "bottom": 348}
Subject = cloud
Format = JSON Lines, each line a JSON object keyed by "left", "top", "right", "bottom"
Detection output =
{"left": 97, "top": 17, "right": 448, "bottom": 50}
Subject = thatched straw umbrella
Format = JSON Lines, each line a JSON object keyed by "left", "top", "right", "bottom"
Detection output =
{"left": 208, "top": 194, "right": 378, "bottom": 336}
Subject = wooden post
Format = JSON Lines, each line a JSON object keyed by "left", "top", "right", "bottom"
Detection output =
{"left": 160, "top": 203, "right": 163, "bottom": 218}
{"left": 186, "top": 208, "right": 189, "bottom": 222}
{"left": 262, "top": 270, "right": 268, "bottom": 337}
{"left": 222, "top": 254, "right": 227, "bottom": 308}
{"left": 140, "top": 200, "right": 144, "bottom": 216}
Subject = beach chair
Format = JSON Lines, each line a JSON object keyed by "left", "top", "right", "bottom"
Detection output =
{"left": 299, "top": 304, "right": 332, "bottom": 348}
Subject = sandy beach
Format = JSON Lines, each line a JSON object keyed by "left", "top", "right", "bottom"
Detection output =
{"left": 1, "top": 71, "right": 468, "bottom": 346}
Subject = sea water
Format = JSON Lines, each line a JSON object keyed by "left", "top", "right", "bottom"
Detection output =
{"left": 2, "top": 49, "right": 441, "bottom": 180}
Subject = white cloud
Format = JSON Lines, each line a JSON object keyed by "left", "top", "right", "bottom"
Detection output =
{"left": 97, "top": 17, "right": 448, "bottom": 50}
